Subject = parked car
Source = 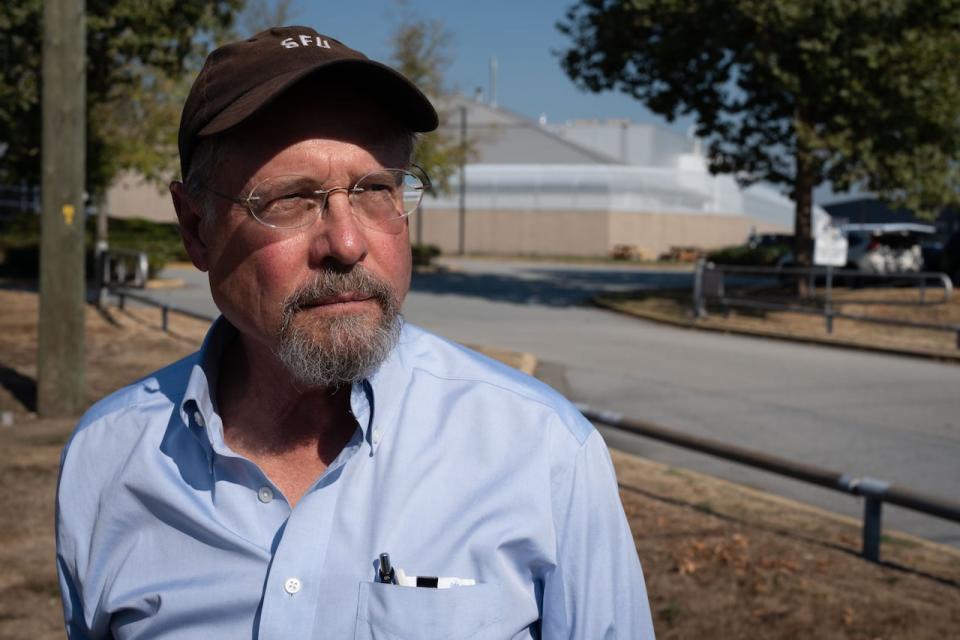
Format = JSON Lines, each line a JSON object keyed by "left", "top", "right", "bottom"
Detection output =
{"left": 941, "top": 230, "right": 960, "bottom": 285}
{"left": 747, "top": 231, "right": 793, "bottom": 250}
{"left": 921, "top": 239, "right": 944, "bottom": 272}
{"left": 844, "top": 227, "right": 926, "bottom": 273}
{"left": 773, "top": 223, "right": 935, "bottom": 275}
{"left": 841, "top": 222, "right": 936, "bottom": 273}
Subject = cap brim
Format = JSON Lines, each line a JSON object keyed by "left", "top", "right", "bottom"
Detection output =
{"left": 197, "top": 58, "right": 439, "bottom": 137}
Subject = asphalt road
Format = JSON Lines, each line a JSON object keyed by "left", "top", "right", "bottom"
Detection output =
{"left": 145, "top": 258, "right": 960, "bottom": 546}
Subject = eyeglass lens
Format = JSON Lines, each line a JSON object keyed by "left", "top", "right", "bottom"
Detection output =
{"left": 247, "top": 169, "right": 424, "bottom": 231}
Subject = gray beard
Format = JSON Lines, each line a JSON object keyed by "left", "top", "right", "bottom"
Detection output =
{"left": 274, "top": 266, "right": 402, "bottom": 389}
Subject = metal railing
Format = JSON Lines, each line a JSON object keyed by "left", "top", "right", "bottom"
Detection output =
{"left": 692, "top": 261, "right": 960, "bottom": 349}
{"left": 115, "top": 289, "right": 216, "bottom": 330}
{"left": 94, "top": 247, "right": 217, "bottom": 330}
{"left": 578, "top": 403, "right": 960, "bottom": 562}
{"left": 99, "top": 248, "right": 150, "bottom": 288}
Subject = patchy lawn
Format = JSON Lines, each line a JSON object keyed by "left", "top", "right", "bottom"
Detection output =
{"left": 596, "top": 285, "right": 960, "bottom": 360}
{"left": 1, "top": 289, "right": 959, "bottom": 639}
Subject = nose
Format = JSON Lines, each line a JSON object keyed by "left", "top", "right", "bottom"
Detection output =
{"left": 308, "top": 189, "right": 368, "bottom": 266}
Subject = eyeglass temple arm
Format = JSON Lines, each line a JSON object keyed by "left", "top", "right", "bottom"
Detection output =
{"left": 411, "top": 163, "right": 434, "bottom": 192}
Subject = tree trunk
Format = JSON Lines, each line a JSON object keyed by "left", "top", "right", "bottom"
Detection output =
{"left": 793, "top": 144, "right": 815, "bottom": 296}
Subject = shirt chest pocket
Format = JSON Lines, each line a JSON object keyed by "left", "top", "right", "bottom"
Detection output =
{"left": 354, "top": 581, "right": 503, "bottom": 640}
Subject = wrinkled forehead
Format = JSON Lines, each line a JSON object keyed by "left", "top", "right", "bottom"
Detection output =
{"left": 210, "top": 83, "right": 413, "bottom": 187}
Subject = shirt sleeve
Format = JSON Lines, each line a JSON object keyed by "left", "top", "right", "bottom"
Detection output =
{"left": 57, "top": 551, "right": 88, "bottom": 638}
{"left": 541, "top": 427, "right": 656, "bottom": 639}
{"left": 56, "top": 426, "right": 111, "bottom": 639}
{"left": 56, "top": 445, "right": 91, "bottom": 638}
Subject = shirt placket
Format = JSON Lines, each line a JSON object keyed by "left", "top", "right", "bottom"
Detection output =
{"left": 256, "top": 387, "right": 371, "bottom": 639}
{"left": 255, "top": 456, "right": 352, "bottom": 638}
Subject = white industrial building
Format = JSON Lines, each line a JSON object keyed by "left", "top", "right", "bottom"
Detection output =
{"left": 417, "top": 95, "right": 808, "bottom": 257}
{"left": 105, "top": 94, "right": 817, "bottom": 258}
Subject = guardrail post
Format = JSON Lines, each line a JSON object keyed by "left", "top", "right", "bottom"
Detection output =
{"left": 692, "top": 259, "right": 706, "bottom": 319}
{"left": 96, "top": 249, "right": 110, "bottom": 309}
{"left": 824, "top": 266, "right": 834, "bottom": 334}
{"left": 855, "top": 476, "right": 890, "bottom": 562}
{"left": 136, "top": 252, "right": 149, "bottom": 288}
{"left": 863, "top": 497, "right": 883, "bottom": 562}
{"left": 161, "top": 306, "right": 169, "bottom": 332}
{"left": 580, "top": 403, "right": 960, "bottom": 565}
{"left": 118, "top": 292, "right": 125, "bottom": 310}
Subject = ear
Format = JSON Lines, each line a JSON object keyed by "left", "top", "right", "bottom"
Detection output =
{"left": 170, "top": 181, "right": 210, "bottom": 272}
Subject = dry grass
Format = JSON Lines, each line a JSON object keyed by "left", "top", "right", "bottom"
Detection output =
{"left": 2, "top": 289, "right": 959, "bottom": 638}
{"left": 616, "top": 453, "right": 960, "bottom": 639}
{"left": 596, "top": 286, "right": 960, "bottom": 359}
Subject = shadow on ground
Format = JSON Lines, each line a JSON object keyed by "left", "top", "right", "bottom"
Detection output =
{"left": 410, "top": 267, "right": 694, "bottom": 307}
{"left": 0, "top": 364, "right": 36, "bottom": 412}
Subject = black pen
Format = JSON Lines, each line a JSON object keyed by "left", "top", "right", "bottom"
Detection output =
{"left": 378, "top": 552, "right": 397, "bottom": 584}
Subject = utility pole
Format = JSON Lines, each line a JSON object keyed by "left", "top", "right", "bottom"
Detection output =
{"left": 38, "top": 0, "right": 86, "bottom": 417}
{"left": 488, "top": 57, "right": 498, "bottom": 108}
{"left": 458, "top": 105, "right": 467, "bottom": 256}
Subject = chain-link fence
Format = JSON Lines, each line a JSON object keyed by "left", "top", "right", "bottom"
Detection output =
{"left": 0, "top": 183, "right": 41, "bottom": 219}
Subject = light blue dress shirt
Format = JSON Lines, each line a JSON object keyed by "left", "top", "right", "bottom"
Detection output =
{"left": 57, "top": 318, "right": 655, "bottom": 639}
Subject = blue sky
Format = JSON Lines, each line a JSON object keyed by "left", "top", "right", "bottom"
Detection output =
{"left": 290, "top": 0, "right": 854, "bottom": 204}
{"left": 291, "top": 0, "right": 692, "bottom": 129}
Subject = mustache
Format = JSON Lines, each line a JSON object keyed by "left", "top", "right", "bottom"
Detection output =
{"left": 282, "top": 266, "right": 396, "bottom": 316}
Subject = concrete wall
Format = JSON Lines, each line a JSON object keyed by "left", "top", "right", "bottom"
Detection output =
{"left": 415, "top": 206, "right": 772, "bottom": 258}
{"left": 104, "top": 171, "right": 786, "bottom": 259}
{"left": 414, "top": 207, "right": 610, "bottom": 256}
{"left": 608, "top": 211, "right": 755, "bottom": 258}
{"left": 106, "top": 171, "right": 176, "bottom": 223}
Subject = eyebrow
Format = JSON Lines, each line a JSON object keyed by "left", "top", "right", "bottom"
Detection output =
{"left": 247, "top": 175, "right": 324, "bottom": 194}
{"left": 247, "top": 169, "right": 401, "bottom": 194}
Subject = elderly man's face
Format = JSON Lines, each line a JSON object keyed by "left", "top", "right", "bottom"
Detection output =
{"left": 176, "top": 94, "right": 414, "bottom": 385}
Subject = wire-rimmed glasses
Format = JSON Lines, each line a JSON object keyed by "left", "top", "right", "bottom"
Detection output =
{"left": 206, "top": 168, "right": 429, "bottom": 234}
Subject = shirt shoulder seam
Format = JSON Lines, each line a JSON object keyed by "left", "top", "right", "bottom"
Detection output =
{"left": 410, "top": 365, "right": 592, "bottom": 445}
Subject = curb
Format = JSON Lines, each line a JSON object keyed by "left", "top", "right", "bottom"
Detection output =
{"left": 593, "top": 296, "right": 960, "bottom": 365}
{"left": 116, "top": 283, "right": 542, "bottom": 375}
{"left": 145, "top": 278, "right": 185, "bottom": 289}
{"left": 468, "top": 343, "right": 538, "bottom": 376}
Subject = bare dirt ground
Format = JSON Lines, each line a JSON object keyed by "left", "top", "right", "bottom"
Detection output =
{"left": 596, "top": 286, "right": 960, "bottom": 360}
{"left": 2, "top": 289, "right": 959, "bottom": 639}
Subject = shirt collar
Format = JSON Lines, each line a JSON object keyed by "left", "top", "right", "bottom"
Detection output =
{"left": 180, "top": 316, "right": 235, "bottom": 454}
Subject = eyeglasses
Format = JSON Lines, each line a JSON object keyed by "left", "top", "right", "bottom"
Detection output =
{"left": 205, "top": 168, "right": 429, "bottom": 234}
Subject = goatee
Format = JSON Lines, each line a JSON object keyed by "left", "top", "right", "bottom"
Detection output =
{"left": 275, "top": 266, "right": 402, "bottom": 388}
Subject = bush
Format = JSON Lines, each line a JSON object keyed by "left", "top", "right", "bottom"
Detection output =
{"left": 411, "top": 244, "right": 441, "bottom": 267}
{"left": 0, "top": 213, "right": 41, "bottom": 277}
{"left": 0, "top": 213, "right": 188, "bottom": 279}
{"left": 106, "top": 217, "right": 188, "bottom": 277}
{"left": 706, "top": 243, "right": 789, "bottom": 267}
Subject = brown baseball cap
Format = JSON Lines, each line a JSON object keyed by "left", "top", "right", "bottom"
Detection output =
{"left": 178, "top": 26, "right": 439, "bottom": 177}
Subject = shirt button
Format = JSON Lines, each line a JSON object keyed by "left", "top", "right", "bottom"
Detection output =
{"left": 372, "top": 429, "right": 382, "bottom": 445}
{"left": 193, "top": 411, "right": 205, "bottom": 427}
{"left": 258, "top": 486, "right": 274, "bottom": 503}
{"left": 284, "top": 577, "right": 302, "bottom": 595}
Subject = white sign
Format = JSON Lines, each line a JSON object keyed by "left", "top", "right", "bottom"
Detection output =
{"left": 814, "top": 219, "right": 848, "bottom": 267}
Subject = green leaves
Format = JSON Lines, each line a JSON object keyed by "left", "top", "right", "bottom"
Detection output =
{"left": 387, "top": 3, "right": 471, "bottom": 193}
{"left": 558, "top": 0, "right": 960, "bottom": 224}
{"left": 0, "top": 0, "right": 243, "bottom": 196}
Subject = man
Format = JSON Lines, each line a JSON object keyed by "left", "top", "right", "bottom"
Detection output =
{"left": 56, "top": 26, "right": 655, "bottom": 639}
